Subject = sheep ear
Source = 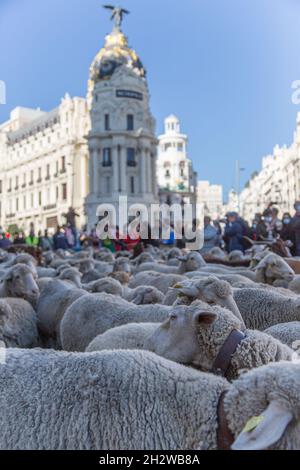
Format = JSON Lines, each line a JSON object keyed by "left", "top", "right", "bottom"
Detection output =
{"left": 193, "top": 310, "right": 217, "bottom": 327}
{"left": 231, "top": 400, "right": 293, "bottom": 451}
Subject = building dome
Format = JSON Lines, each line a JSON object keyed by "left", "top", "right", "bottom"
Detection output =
{"left": 90, "top": 28, "right": 146, "bottom": 83}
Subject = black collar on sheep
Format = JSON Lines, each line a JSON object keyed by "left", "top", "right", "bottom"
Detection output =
{"left": 212, "top": 329, "right": 245, "bottom": 377}
{"left": 217, "top": 391, "right": 234, "bottom": 450}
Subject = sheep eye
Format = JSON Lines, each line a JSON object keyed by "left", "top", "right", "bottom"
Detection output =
{"left": 170, "top": 315, "right": 177, "bottom": 321}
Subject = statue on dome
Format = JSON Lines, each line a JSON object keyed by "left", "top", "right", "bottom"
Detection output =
{"left": 103, "top": 4, "right": 130, "bottom": 30}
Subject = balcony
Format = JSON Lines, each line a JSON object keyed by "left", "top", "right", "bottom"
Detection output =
{"left": 6, "top": 213, "right": 16, "bottom": 219}
{"left": 21, "top": 184, "right": 26, "bottom": 188}
{"left": 102, "top": 161, "right": 112, "bottom": 168}
{"left": 127, "top": 161, "right": 137, "bottom": 167}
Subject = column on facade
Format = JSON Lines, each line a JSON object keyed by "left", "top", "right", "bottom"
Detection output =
{"left": 151, "top": 150, "right": 157, "bottom": 195}
{"left": 112, "top": 145, "right": 119, "bottom": 194}
{"left": 88, "top": 147, "right": 94, "bottom": 194}
{"left": 145, "top": 148, "right": 152, "bottom": 194}
{"left": 120, "top": 145, "right": 127, "bottom": 194}
{"left": 93, "top": 148, "right": 100, "bottom": 196}
{"left": 139, "top": 146, "right": 146, "bottom": 195}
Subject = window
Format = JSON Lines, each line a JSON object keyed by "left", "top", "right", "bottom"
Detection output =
{"left": 8, "top": 178, "right": 12, "bottom": 191}
{"left": 31, "top": 194, "right": 34, "bottom": 208}
{"left": 16, "top": 198, "right": 19, "bottom": 211}
{"left": 23, "top": 174, "right": 26, "bottom": 187}
{"left": 127, "top": 148, "right": 136, "bottom": 166}
{"left": 23, "top": 196, "right": 26, "bottom": 210}
{"left": 62, "top": 183, "right": 67, "bottom": 201}
{"left": 104, "top": 114, "right": 110, "bottom": 131}
{"left": 164, "top": 143, "right": 172, "bottom": 152}
{"left": 15, "top": 176, "right": 19, "bottom": 189}
{"left": 127, "top": 114, "right": 134, "bottom": 131}
{"left": 102, "top": 148, "right": 112, "bottom": 167}
{"left": 0, "top": 180, "right": 2, "bottom": 194}
{"left": 37, "top": 168, "right": 42, "bottom": 182}
{"left": 30, "top": 170, "right": 34, "bottom": 185}
{"left": 56, "top": 186, "right": 59, "bottom": 199}
{"left": 55, "top": 161, "right": 59, "bottom": 176}
{"left": 46, "top": 164, "right": 50, "bottom": 179}
{"left": 61, "top": 156, "right": 66, "bottom": 173}
{"left": 177, "top": 143, "right": 183, "bottom": 152}
{"left": 180, "top": 168, "right": 184, "bottom": 177}
{"left": 165, "top": 170, "right": 171, "bottom": 178}
{"left": 130, "top": 176, "right": 135, "bottom": 194}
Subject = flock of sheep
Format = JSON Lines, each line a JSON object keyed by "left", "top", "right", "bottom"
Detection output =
{"left": 0, "top": 244, "right": 299, "bottom": 450}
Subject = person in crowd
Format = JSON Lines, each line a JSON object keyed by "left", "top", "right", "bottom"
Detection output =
{"left": 26, "top": 228, "right": 39, "bottom": 247}
{"left": 0, "top": 233, "right": 12, "bottom": 249}
{"left": 13, "top": 232, "right": 26, "bottom": 245}
{"left": 38, "top": 229, "right": 53, "bottom": 251}
{"left": 200, "top": 216, "right": 219, "bottom": 255}
{"left": 53, "top": 226, "right": 69, "bottom": 251}
{"left": 65, "top": 224, "right": 75, "bottom": 248}
{"left": 280, "top": 212, "right": 293, "bottom": 241}
{"left": 224, "top": 212, "right": 244, "bottom": 253}
{"left": 289, "top": 201, "right": 300, "bottom": 256}
{"left": 263, "top": 207, "right": 282, "bottom": 240}
{"left": 252, "top": 213, "right": 268, "bottom": 241}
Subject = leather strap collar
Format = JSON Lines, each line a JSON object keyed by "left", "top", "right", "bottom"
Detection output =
{"left": 212, "top": 329, "right": 245, "bottom": 377}
{"left": 217, "top": 391, "right": 234, "bottom": 450}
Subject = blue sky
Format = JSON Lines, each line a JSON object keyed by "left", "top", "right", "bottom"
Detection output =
{"left": 1, "top": 0, "right": 300, "bottom": 197}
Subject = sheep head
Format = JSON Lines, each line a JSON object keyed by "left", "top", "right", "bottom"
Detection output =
{"left": 255, "top": 253, "right": 295, "bottom": 285}
{"left": 1, "top": 264, "right": 39, "bottom": 305}
{"left": 144, "top": 301, "right": 243, "bottom": 371}
{"left": 229, "top": 361, "right": 300, "bottom": 450}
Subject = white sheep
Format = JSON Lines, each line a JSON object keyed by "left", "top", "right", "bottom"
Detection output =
{"left": 144, "top": 302, "right": 292, "bottom": 380}
{"left": 135, "top": 252, "right": 206, "bottom": 275}
{"left": 0, "top": 298, "right": 39, "bottom": 348}
{"left": 0, "top": 349, "right": 299, "bottom": 449}
{"left": 85, "top": 323, "right": 158, "bottom": 352}
{"left": 60, "top": 293, "right": 171, "bottom": 352}
{"left": 254, "top": 253, "right": 295, "bottom": 285}
{"left": 37, "top": 279, "right": 86, "bottom": 348}
{"left": 0, "top": 264, "right": 39, "bottom": 306}
{"left": 264, "top": 322, "right": 300, "bottom": 350}
{"left": 129, "top": 271, "right": 186, "bottom": 294}
{"left": 233, "top": 287, "right": 300, "bottom": 330}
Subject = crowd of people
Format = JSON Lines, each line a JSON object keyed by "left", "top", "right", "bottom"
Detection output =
{"left": 2, "top": 202, "right": 300, "bottom": 256}
{"left": 201, "top": 201, "right": 300, "bottom": 256}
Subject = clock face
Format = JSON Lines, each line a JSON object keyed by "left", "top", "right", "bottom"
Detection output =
{"left": 99, "top": 60, "right": 118, "bottom": 79}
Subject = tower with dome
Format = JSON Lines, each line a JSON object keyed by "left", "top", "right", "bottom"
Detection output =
{"left": 85, "top": 7, "right": 158, "bottom": 228}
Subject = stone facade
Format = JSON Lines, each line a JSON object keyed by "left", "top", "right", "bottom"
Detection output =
{"left": 0, "top": 96, "right": 89, "bottom": 233}
{"left": 197, "top": 180, "right": 223, "bottom": 218}
{"left": 239, "top": 113, "right": 300, "bottom": 223}
{"left": 157, "top": 115, "right": 197, "bottom": 210}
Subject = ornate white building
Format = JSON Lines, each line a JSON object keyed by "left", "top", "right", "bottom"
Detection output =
{"left": 197, "top": 180, "right": 223, "bottom": 218}
{"left": 85, "top": 19, "right": 158, "bottom": 229}
{"left": 239, "top": 113, "right": 300, "bottom": 223}
{"left": 157, "top": 115, "right": 197, "bottom": 208}
{"left": 0, "top": 97, "right": 89, "bottom": 232}
{"left": 0, "top": 10, "right": 159, "bottom": 233}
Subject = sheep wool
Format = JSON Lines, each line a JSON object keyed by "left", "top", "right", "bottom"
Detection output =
{"left": 0, "top": 348, "right": 228, "bottom": 450}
